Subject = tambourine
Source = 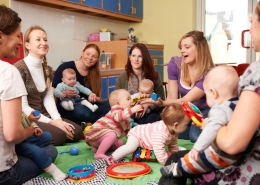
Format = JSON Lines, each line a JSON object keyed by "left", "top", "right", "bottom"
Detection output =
{"left": 68, "top": 164, "right": 95, "bottom": 182}
{"left": 106, "top": 162, "right": 151, "bottom": 179}
{"left": 181, "top": 101, "right": 203, "bottom": 127}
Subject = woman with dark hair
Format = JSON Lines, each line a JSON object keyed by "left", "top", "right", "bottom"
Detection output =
{"left": 159, "top": 2, "right": 260, "bottom": 184}
{"left": 115, "top": 43, "right": 165, "bottom": 124}
{"left": 14, "top": 25, "right": 82, "bottom": 146}
{"left": 52, "top": 44, "right": 110, "bottom": 126}
{"left": 0, "top": 5, "right": 57, "bottom": 184}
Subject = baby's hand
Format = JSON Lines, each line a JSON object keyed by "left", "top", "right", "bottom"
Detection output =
{"left": 88, "top": 93, "right": 97, "bottom": 102}
{"left": 60, "top": 92, "right": 66, "bottom": 99}
{"left": 34, "top": 127, "right": 42, "bottom": 137}
{"left": 131, "top": 104, "right": 144, "bottom": 113}
{"left": 28, "top": 110, "right": 41, "bottom": 123}
{"left": 190, "top": 148, "right": 200, "bottom": 161}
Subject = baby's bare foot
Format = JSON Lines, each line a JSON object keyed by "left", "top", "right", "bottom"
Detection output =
{"left": 91, "top": 148, "right": 97, "bottom": 153}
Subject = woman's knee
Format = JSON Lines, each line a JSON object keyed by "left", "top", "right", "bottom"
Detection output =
{"left": 51, "top": 129, "right": 67, "bottom": 146}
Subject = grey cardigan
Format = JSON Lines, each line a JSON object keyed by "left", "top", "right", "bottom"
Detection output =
{"left": 115, "top": 72, "right": 165, "bottom": 100}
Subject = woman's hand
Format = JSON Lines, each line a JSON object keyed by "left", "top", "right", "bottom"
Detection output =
{"left": 88, "top": 93, "right": 97, "bottom": 102}
{"left": 141, "top": 97, "right": 164, "bottom": 107}
{"left": 62, "top": 89, "right": 77, "bottom": 98}
{"left": 49, "top": 119, "right": 75, "bottom": 140}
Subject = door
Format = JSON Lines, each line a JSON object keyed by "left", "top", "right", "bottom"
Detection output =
{"left": 120, "top": 0, "right": 133, "bottom": 16}
{"left": 103, "top": 0, "right": 119, "bottom": 13}
{"left": 133, "top": 0, "right": 143, "bottom": 18}
{"left": 81, "top": 0, "right": 101, "bottom": 8}
{"left": 197, "top": 0, "right": 258, "bottom": 64}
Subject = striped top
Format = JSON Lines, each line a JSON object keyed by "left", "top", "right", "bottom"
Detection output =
{"left": 85, "top": 105, "right": 133, "bottom": 141}
{"left": 128, "top": 120, "right": 178, "bottom": 165}
{"left": 22, "top": 112, "right": 38, "bottom": 128}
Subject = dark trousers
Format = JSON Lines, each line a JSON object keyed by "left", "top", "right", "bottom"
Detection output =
{"left": 158, "top": 150, "right": 190, "bottom": 185}
{"left": 37, "top": 118, "right": 82, "bottom": 146}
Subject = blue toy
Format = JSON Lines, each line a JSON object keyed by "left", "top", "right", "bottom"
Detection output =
{"left": 33, "top": 110, "right": 40, "bottom": 116}
{"left": 59, "top": 146, "right": 80, "bottom": 155}
{"left": 151, "top": 93, "right": 159, "bottom": 101}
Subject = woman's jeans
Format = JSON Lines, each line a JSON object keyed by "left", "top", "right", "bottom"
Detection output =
{"left": 178, "top": 108, "right": 210, "bottom": 142}
{"left": 0, "top": 144, "right": 57, "bottom": 185}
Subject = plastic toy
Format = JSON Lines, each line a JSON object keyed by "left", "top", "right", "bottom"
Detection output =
{"left": 106, "top": 162, "right": 151, "bottom": 179}
{"left": 33, "top": 110, "right": 40, "bottom": 116}
{"left": 59, "top": 146, "right": 80, "bottom": 155}
{"left": 132, "top": 147, "right": 171, "bottom": 162}
{"left": 181, "top": 101, "right": 203, "bottom": 127}
{"left": 151, "top": 93, "right": 159, "bottom": 100}
{"left": 131, "top": 96, "right": 146, "bottom": 103}
{"left": 68, "top": 164, "right": 95, "bottom": 182}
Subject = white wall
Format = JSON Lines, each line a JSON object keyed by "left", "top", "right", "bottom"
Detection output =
{"left": 10, "top": 0, "right": 130, "bottom": 69}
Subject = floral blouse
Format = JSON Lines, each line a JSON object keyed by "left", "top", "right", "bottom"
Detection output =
{"left": 193, "top": 61, "right": 260, "bottom": 185}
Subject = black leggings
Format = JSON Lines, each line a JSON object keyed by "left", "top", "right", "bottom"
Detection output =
{"left": 158, "top": 150, "right": 190, "bottom": 185}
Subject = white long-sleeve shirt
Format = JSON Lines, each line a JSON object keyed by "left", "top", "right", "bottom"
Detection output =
{"left": 22, "top": 54, "right": 61, "bottom": 123}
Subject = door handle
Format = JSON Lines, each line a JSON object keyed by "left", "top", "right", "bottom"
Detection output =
{"left": 241, "top": 29, "right": 250, "bottom": 49}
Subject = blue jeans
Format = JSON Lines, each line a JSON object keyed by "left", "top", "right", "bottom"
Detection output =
{"left": 57, "top": 100, "right": 110, "bottom": 125}
{"left": 178, "top": 108, "right": 210, "bottom": 143}
{"left": 15, "top": 132, "right": 53, "bottom": 169}
{"left": 0, "top": 144, "right": 57, "bottom": 185}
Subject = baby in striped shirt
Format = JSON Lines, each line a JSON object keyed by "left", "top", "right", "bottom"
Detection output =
{"left": 85, "top": 89, "right": 143, "bottom": 160}
{"left": 106, "top": 103, "right": 190, "bottom": 165}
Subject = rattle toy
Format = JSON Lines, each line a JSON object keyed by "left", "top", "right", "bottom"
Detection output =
{"left": 68, "top": 164, "right": 95, "bottom": 182}
{"left": 151, "top": 93, "right": 159, "bottom": 101}
{"left": 132, "top": 147, "right": 171, "bottom": 162}
{"left": 59, "top": 146, "right": 80, "bottom": 155}
{"left": 181, "top": 101, "right": 203, "bottom": 128}
{"left": 33, "top": 110, "right": 40, "bottom": 116}
{"left": 131, "top": 95, "right": 146, "bottom": 103}
{"left": 106, "top": 162, "right": 151, "bottom": 179}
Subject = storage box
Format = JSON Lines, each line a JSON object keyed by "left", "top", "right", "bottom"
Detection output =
{"left": 99, "top": 32, "right": 111, "bottom": 41}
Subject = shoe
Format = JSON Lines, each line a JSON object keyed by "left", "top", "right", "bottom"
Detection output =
{"left": 160, "top": 162, "right": 176, "bottom": 177}
{"left": 105, "top": 155, "right": 116, "bottom": 166}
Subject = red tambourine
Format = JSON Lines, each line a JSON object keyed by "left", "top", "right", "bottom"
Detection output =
{"left": 106, "top": 162, "right": 151, "bottom": 179}
{"left": 181, "top": 101, "right": 203, "bottom": 127}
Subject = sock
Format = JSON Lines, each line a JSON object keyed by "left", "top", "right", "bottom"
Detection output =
{"left": 45, "top": 163, "right": 67, "bottom": 181}
{"left": 61, "top": 102, "right": 70, "bottom": 111}
{"left": 92, "top": 104, "right": 98, "bottom": 112}
{"left": 68, "top": 100, "right": 74, "bottom": 110}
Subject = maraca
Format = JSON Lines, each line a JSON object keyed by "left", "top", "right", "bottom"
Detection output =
{"left": 59, "top": 146, "right": 80, "bottom": 155}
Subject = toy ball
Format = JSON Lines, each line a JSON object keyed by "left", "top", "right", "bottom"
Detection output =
{"left": 33, "top": 110, "right": 40, "bottom": 116}
{"left": 70, "top": 146, "right": 80, "bottom": 155}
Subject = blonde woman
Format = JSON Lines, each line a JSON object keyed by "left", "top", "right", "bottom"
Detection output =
{"left": 14, "top": 26, "right": 82, "bottom": 146}
{"left": 159, "top": 2, "right": 260, "bottom": 184}
{"left": 144, "top": 30, "right": 214, "bottom": 142}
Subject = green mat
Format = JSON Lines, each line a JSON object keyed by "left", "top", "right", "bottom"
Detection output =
{"left": 40, "top": 138, "right": 194, "bottom": 185}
